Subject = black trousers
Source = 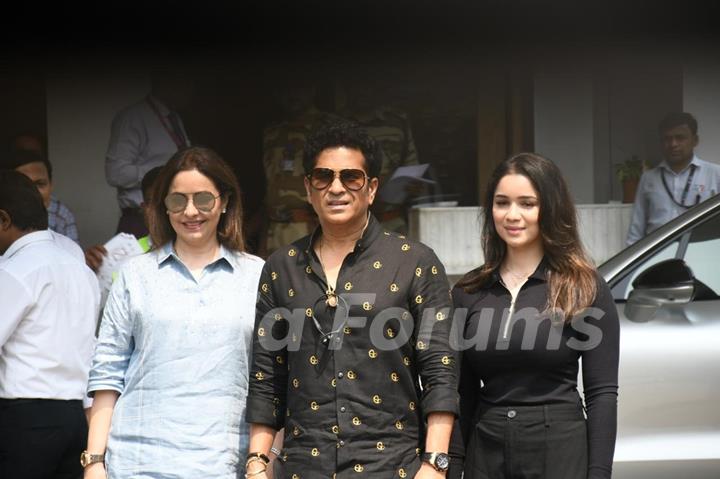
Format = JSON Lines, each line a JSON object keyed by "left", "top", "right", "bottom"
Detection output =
{"left": 0, "top": 398, "right": 87, "bottom": 479}
{"left": 464, "top": 402, "right": 588, "bottom": 479}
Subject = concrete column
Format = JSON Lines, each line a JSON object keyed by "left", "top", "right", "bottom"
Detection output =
{"left": 46, "top": 73, "right": 150, "bottom": 247}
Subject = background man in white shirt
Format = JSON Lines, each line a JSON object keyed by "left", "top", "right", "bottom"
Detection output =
{"left": 0, "top": 170, "right": 100, "bottom": 479}
{"left": 627, "top": 112, "right": 720, "bottom": 244}
{"left": 105, "top": 73, "right": 193, "bottom": 237}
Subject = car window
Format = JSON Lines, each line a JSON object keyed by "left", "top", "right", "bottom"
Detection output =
{"left": 683, "top": 213, "right": 720, "bottom": 298}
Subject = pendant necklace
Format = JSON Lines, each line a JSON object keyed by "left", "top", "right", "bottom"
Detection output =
{"left": 317, "top": 215, "right": 370, "bottom": 308}
{"left": 318, "top": 241, "right": 338, "bottom": 307}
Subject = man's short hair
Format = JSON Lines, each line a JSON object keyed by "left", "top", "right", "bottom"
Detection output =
{"left": 3, "top": 149, "right": 53, "bottom": 180}
{"left": 303, "top": 120, "right": 382, "bottom": 178}
{"left": 0, "top": 169, "right": 49, "bottom": 231}
{"left": 659, "top": 112, "right": 698, "bottom": 136}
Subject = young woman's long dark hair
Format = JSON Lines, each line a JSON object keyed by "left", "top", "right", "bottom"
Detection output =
{"left": 457, "top": 152, "right": 597, "bottom": 320}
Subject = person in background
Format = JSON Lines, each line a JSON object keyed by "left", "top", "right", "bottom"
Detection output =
{"left": 83, "top": 147, "right": 263, "bottom": 478}
{"left": 339, "top": 74, "right": 423, "bottom": 234}
{"left": 260, "top": 78, "right": 342, "bottom": 256}
{"left": 246, "top": 121, "right": 457, "bottom": 479}
{"left": 0, "top": 170, "right": 100, "bottom": 479}
{"left": 450, "top": 153, "right": 619, "bottom": 479}
{"left": 6, "top": 139, "right": 80, "bottom": 243}
{"left": 627, "top": 112, "right": 720, "bottom": 244}
{"left": 84, "top": 166, "right": 163, "bottom": 272}
{"left": 105, "top": 72, "right": 193, "bottom": 237}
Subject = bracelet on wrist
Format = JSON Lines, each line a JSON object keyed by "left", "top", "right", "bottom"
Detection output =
{"left": 245, "top": 468, "right": 267, "bottom": 479}
{"left": 245, "top": 456, "right": 267, "bottom": 468}
{"left": 246, "top": 452, "right": 270, "bottom": 464}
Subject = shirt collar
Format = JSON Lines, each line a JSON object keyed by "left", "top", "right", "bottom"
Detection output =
{"left": 3, "top": 230, "right": 53, "bottom": 259}
{"left": 303, "top": 213, "right": 383, "bottom": 256}
{"left": 485, "top": 256, "right": 549, "bottom": 288}
{"left": 659, "top": 155, "right": 701, "bottom": 175}
{"left": 147, "top": 95, "right": 172, "bottom": 116}
{"left": 156, "top": 242, "right": 235, "bottom": 271}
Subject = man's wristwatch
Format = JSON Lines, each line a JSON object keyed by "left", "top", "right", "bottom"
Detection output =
{"left": 421, "top": 452, "right": 450, "bottom": 472}
{"left": 80, "top": 450, "right": 105, "bottom": 468}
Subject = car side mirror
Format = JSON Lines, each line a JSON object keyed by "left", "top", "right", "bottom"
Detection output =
{"left": 625, "top": 258, "right": 696, "bottom": 322}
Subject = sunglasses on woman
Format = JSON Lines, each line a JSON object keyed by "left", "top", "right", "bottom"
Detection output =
{"left": 307, "top": 168, "right": 369, "bottom": 191}
{"left": 164, "top": 191, "right": 222, "bottom": 213}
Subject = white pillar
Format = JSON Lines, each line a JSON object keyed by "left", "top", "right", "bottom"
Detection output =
{"left": 683, "top": 64, "right": 720, "bottom": 165}
{"left": 534, "top": 67, "right": 595, "bottom": 203}
{"left": 46, "top": 73, "right": 150, "bottom": 247}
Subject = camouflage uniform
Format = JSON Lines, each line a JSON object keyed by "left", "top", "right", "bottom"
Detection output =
{"left": 262, "top": 109, "right": 342, "bottom": 254}
{"left": 345, "top": 106, "right": 420, "bottom": 233}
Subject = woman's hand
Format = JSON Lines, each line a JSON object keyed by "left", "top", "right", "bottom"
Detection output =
{"left": 245, "top": 460, "right": 270, "bottom": 479}
{"left": 83, "top": 462, "right": 107, "bottom": 479}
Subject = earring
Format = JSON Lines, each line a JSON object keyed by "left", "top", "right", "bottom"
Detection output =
{"left": 222, "top": 208, "right": 227, "bottom": 214}
{"left": 166, "top": 210, "right": 170, "bottom": 215}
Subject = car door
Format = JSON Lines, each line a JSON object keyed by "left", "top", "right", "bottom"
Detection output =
{"left": 610, "top": 211, "right": 720, "bottom": 479}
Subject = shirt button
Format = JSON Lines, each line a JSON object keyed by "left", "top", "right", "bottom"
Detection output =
{"left": 507, "top": 410, "right": 517, "bottom": 419}
{"left": 340, "top": 406, "right": 346, "bottom": 413}
{"left": 337, "top": 372, "right": 344, "bottom": 379}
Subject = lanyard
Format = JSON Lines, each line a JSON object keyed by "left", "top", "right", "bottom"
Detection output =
{"left": 660, "top": 163, "right": 699, "bottom": 208}
{"left": 146, "top": 98, "right": 186, "bottom": 148}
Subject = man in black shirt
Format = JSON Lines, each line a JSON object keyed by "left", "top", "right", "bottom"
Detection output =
{"left": 246, "top": 121, "right": 458, "bottom": 478}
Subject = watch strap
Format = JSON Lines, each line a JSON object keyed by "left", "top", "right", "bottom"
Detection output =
{"left": 421, "top": 451, "right": 449, "bottom": 472}
{"left": 80, "top": 450, "right": 105, "bottom": 467}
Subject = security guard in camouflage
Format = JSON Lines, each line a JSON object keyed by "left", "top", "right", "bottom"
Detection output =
{"left": 344, "top": 106, "right": 420, "bottom": 233}
{"left": 262, "top": 107, "right": 342, "bottom": 254}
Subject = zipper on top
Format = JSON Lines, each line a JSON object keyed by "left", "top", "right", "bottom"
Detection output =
{"left": 502, "top": 293, "right": 517, "bottom": 340}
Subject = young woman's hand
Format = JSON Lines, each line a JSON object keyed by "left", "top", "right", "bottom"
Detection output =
{"left": 83, "top": 462, "right": 107, "bottom": 479}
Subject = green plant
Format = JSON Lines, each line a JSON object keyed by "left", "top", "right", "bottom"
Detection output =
{"left": 615, "top": 155, "right": 644, "bottom": 182}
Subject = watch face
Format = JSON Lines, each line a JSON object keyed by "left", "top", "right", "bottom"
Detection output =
{"left": 435, "top": 453, "right": 450, "bottom": 471}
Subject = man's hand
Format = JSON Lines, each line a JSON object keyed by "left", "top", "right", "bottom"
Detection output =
{"left": 84, "top": 245, "right": 107, "bottom": 272}
{"left": 83, "top": 462, "right": 107, "bottom": 479}
{"left": 414, "top": 462, "right": 446, "bottom": 479}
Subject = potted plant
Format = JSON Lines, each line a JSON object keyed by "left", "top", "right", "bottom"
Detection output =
{"left": 615, "top": 155, "right": 644, "bottom": 203}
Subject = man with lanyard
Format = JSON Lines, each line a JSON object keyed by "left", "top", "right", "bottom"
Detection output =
{"left": 105, "top": 73, "right": 192, "bottom": 237}
{"left": 627, "top": 112, "right": 720, "bottom": 244}
{"left": 246, "top": 121, "right": 458, "bottom": 479}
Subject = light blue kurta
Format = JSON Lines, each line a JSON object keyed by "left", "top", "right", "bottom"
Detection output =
{"left": 87, "top": 243, "right": 264, "bottom": 478}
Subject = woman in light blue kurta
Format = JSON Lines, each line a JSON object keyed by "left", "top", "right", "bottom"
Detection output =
{"left": 84, "top": 147, "right": 263, "bottom": 479}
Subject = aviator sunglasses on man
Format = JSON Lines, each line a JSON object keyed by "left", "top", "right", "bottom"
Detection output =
{"left": 307, "top": 168, "right": 370, "bottom": 191}
{"left": 164, "top": 191, "right": 223, "bottom": 213}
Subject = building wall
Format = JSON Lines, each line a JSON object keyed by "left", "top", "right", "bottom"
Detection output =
{"left": 533, "top": 67, "right": 596, "bottom": 204}
{"left": 684, "top": 63, "right": 720, "bottom": 165}
{"left": 46, "top": 73, "right": 150, "bottom": 247}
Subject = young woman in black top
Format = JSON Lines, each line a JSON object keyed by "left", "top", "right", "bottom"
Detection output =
{"left": 450, "top": 153, "right": 619, "bottom": 479}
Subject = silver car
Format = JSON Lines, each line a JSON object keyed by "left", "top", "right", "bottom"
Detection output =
{"left": 598, "top": 194, "right": 720, "bottom": 478}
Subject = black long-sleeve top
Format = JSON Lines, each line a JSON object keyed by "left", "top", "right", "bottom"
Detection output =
{"left": 451, "top": 261, "right": 619, "bottom": 479}
{"left": 247, "top": 215, "right": 459, "bottom": 478}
